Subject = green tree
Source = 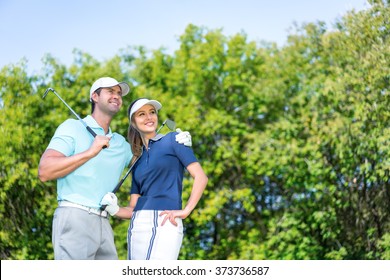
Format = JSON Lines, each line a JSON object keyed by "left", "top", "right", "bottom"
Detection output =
{"left": 1, "top": 0, "right": 389, "bottom": 260}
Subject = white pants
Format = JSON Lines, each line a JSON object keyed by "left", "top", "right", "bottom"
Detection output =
{"left": 128, "top": 210, "right": 183, "bottom": 260}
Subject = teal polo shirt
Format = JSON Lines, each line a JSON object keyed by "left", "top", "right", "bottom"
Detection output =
{"left": 46, "top": 115, "right": 131, "bottom": 208}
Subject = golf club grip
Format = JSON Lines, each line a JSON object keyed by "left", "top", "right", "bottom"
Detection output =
{"left": 86, "top": 126, "right": 107, "bottom": 149}
{"left": 112, "top": 180, "right": 124, "bottom": 194}
{"left": 86, "top": 126, "right": 97, "bottom": 137}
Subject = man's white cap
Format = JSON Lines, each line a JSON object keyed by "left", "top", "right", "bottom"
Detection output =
{"left": 128, "top": 98, "right": 162, "bottom": 120}
{"left": 89, "top": 77, "right": 130, "bottom": 101}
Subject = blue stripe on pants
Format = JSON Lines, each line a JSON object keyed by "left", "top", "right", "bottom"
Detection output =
{"left": 146, "top": 210, "right": 158, "bottom": 260}
{"left": 128, "top": 210, "right": 183, "bottom": 260}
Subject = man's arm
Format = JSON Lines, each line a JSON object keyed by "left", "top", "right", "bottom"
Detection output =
{"left": 38, "top": 135, "right": 110, "bottom": 182}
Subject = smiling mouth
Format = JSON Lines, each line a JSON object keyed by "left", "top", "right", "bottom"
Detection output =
{"left": 109, "top": 101, "right": 120, "bottom": 106}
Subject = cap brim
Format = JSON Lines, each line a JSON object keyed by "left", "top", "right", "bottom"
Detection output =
{"left": 118, "top": 82, "right": 130, "bottom": 96}
{"left": 129, "top": 99, "right": 162, "bottom": 119}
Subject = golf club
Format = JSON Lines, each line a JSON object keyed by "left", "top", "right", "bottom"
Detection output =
{"left": 100, "top": 157, "right": 139, "bottom": 211}
{"left": 43, "top": 87, "right": 106, "bottom": 148}
{"left": 156, "top": 119, "right": 176, "bottom": 134}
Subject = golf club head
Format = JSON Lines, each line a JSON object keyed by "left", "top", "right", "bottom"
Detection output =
{"left": 42, "top": 88, "right": 55, "bottom": 99}
{"left": 156, "top": 119, "right": 176, "bottom": 133}
{"left": 165, "top": 119, "right": 176, "bottom": 130}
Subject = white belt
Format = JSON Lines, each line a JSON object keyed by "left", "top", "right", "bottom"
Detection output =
{"left": 58, "top": 201, "right": 108, "bottom": 218}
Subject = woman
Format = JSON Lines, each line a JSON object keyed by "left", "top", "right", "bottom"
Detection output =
{"left": 110, "top": 98, "right": 208, "bottom": 260}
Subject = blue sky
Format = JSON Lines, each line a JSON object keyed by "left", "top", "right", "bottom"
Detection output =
{"left": 0, "top": 0, "right": 369, "bottom": 74}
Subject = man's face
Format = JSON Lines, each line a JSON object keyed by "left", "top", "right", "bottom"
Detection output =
{"left": 93, "top": 85, "right": 123, "bottom": 115}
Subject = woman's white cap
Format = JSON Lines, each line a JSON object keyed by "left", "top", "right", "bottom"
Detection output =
{"left": 89, "top": 77, "right": 130, "bottom": 101}
{"left": 129, "top": 98, "right": 162, "bottom": 119}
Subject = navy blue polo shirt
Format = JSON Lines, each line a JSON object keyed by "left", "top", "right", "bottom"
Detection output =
{"left": 131, "top": 132, "right": 198, "bottom": 211}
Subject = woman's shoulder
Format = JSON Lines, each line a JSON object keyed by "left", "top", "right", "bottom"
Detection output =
{"left": 155, "top": 132, "right": 179, "bottom": 147}
{"left": 164, "top": 131, "right": 179, "bottom": 141}
{"left": 155, "top": 131, "right": 177, "bottom": 139}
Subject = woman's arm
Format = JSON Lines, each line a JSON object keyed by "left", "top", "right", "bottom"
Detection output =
{"left": 182, "top": 162, "right": 208, "bottom": 215}
{"left": 115, "top": 194, "right": 141, "bottom": 219}
{"left": 160, "top": 162, "right": 208, "bottom": 226}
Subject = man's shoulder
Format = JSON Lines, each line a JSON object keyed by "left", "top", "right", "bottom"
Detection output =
{"left": 60, "top": 118, "right": 78, "bottom": 124}
{"left": 56, "top": 118, "right": 82, "bottom": 132}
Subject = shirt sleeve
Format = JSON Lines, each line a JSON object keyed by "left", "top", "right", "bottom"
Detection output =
{"left": 171, "top": 132, "right": 198, "bottom": 168}
{"left": 130, "top": 173, "right": 141, "bottom": 195}
{"left": 46, "top": 119, "right": 77, "bottom": 156}
{"left": 130, "top": 157, "right": 141, "bottom": 195}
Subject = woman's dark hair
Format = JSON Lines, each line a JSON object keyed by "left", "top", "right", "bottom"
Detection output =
{"left": 127, "top": 98, "right": 145, "bottom": 165}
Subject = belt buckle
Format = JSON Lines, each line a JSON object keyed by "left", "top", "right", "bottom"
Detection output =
{"left": 93, "top": 207, "right": 107, "bottom": 218}
{"left": 99, "top": 210, "right": 107, "bottom": 218}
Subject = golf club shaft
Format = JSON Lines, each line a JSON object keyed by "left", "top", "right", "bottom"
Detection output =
{"left": 43, "top": 88, "right": 107, "bottom": 148}
{"left": 156, "top": 124, "right": 165, "bottom": 134}
{"left": 100, "top": 158, "right": 138, "bottom": 211}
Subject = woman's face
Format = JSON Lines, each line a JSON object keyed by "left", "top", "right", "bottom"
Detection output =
{"left": 132, "top": 104, "right": 158, "bottom": 134}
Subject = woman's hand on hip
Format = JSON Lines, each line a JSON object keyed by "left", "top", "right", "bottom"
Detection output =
{"left": 159, "top": 209, "right": 189, "bottom": 226}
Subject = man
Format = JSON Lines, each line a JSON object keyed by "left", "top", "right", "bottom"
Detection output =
{"left": 38, "top": 77, "right": 191, "bottom": 260}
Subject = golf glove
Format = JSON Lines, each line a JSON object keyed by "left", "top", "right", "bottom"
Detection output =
{"left": 175, "top": 128, "right": 192, "bottom": 147}
{"left": 100, "top": 192, "right": 119, "bottom": 216}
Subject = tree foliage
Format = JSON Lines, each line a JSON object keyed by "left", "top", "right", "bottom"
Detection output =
{"left": 1, "top": 1, "right": 389, "bottom": 260}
